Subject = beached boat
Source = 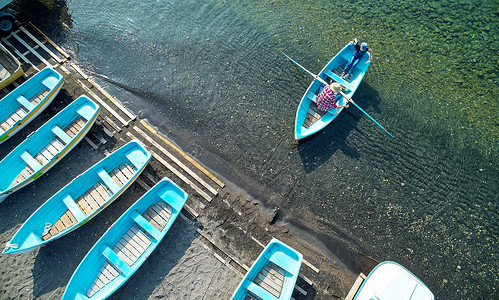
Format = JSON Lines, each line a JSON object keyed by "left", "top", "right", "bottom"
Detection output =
{"left": 0, "top": 67, "right": 64, "bottom": 143}
{"left": 294, "top": 43, "right": 370, "bottom": 140}
{"left": 61, "top": 177, "right": 187, "bottom": 300}
{"left": 0, "top": 95, "right": 99, "bottom": 203}
{"left": 0, "top": 43, "right": 24, "bottom": 90}
{"left": 231, "top": 238, "right": 303, "bottom": 300}
{"left": 353, "top": 261, "right": 434, "bottom": 300}
{"left": 2, "top": 140, "right": 151, "bottom": 255}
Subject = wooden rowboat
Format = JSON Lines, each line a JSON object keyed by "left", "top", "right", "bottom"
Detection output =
{"left": 0, "top": 67, "right": 64, "bottom": 143}
{"left": 0, "top": 95, "right": 99, "bottom": 203}
{"left": 294, "top": 43, "right": 370, "bottom": 140}
{"left": 353, "top": 261, "right": 434, "bottom": 300}
{"left": 2, "top": 140, "right": 151, "bottom": 254}
{"left": 0, "top": 43, "right": 24, "bottom": 90}
{"left": 231, "top": 238, "right": 303, "bottom": 300}
{"left": 61, "top": 177, "right": 187, "bottom": 300}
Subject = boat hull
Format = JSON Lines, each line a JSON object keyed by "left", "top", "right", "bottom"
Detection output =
{"left": 0, "top": 95, "right": 99, "bottom": 202}
{"left": 0, "top": 43, "right": 24, "bottom": 90}
{"left": 2, "top": 140, "right": 151, "bottom": 255}
{"left": 0, "top": 67, "right": 64, "bottom": 144}
{"left": 62, "top": 178, "right": 187, "bottom": 300}
{"left": 232, "top": 238, "right": 303, "bottom": 300}
{"left": 294, "top": 43, "right": 370, "bottom": 140}
{"left": 353, "top": 261, "right": 434, "bottom": 300}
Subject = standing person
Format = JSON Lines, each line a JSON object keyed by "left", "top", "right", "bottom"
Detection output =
{"left": 316, "top": 82, "right": 349, "bottom": 112}
{"left": 341, "top": 38, "right": 373, "bottom": 79}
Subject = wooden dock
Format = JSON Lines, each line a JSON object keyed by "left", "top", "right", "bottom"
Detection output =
{"left": 0, "top": 22, "right": 324, "bottom": 299}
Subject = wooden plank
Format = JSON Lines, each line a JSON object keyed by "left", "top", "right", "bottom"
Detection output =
{"left": 45, "top": 144, "right": 59, "bottom": 157}
{"left": 151, "top": 203, "right": 172, "bottom": 221}
{"left": 263, "top": 265, "right": 284, "bottom": 281}
{"left": 77, "top": 196, "right": 93, "bottom": 216}
{"left": 5, "top": 117, "right": 15, "bottom": 127}
{"left": 103, "top": 261, "right": 120, "bottom": 278}
{"left": 254, "top": 276, "right": 280, "bottom": 298}
{"left": 89, "top": 185, "right": 107, "bottom": 206}
{"left": 50, "top": 138, "right": 65, "bottom": 151}
{"left": 66, "top": 210, "right": 78, "bottom": 224}
{"left": 0, "top": 121, "right": 9, "bottom": 131}
{"left": 142, "top": 211, "right": 163, "bottom": 231}
{"left": 15, "top": 107, "right": 28, "bottom": 118}
{"left": 259, "top": 267, "right": 284, "bottom": 288}
{"left": 148, "top": 206, "right": 169, "bottom": 227}
{"left": 10, "top": 113, "right": 21, "bottom": 123}
{"left": 39, "top": 147, "right": 55, "bottom": 161}
{"left": 34, "top": 153, "right": 48, "bottom": 165}
{"left": 64, "top": 126, "right": 76, "bottom": 138}
{"left": 100, "top": 265, "right": 117, "bottom": 283}
{"left": 156, "top": 201, "right": 173, "bottom": 215}
{"left": 76, "top": 117, "right": 86, "bottom": 128}
{"left": 268, "top": 262, "right": 285, "bottom": 276}
{"left": 1, "top": 37, "right": 40, "bottom": 71}
{"left": 19, "top": 26, "right": 63, "bottom": 63}
{"left": 112, "top": 168, "right": 129, "bottom": 185}
{"left": 133, "top": 126, "right": 219, "bottom": 196}
{"left": 140, "top": 120, "right": 225, "bottom": 188}
{"left": 53, "top": 219, "right": 66, "bottom": 232}
{"left": 11, "top": 31, "right": 53, "bottom": 67}
{"left": 47, "top": 225, "right": 59, "bottom": 237}
{"left": 96, "top": 182, "right": 112, "bottom": 198}
{"left": 113, "top": 241, "right": 137, "bottom": 265}
{"left": 82, "top": 192, "right": 99, "bottom": 211}
{"left": 128, "top": 226, "right": 152, "bottom": 249}
{"left": 120, "top": 164, "right": 135, "bottom": 179}
{"left": 123, "top": 230, "right": 147, "bottom": 253}
{"left": 109, "top": 172, "right": 124, "bottom": 187}
{"left": 60, "top": 213, "right": 73, "bottom": 227}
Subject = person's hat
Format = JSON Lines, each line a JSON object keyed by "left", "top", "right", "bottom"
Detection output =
{"left": 330, "top": 82, "right": 342, "bottom": 93}
{"left": 360, "top": 42, "right": 368, "bottom": 51}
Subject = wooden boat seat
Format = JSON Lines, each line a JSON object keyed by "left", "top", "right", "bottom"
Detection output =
{"left": 16, "top": 95, "right": 35, "bottom": 111}
{"left": 87, "top": 201, "right": 172, "bottom": 297}
{"left": 20, "top": 151, "right": 42, "bottom": 173}
{"left": 41, "top": 163, "right": 136, "bottom": 241}
{"left": 51, "top": 126, "right": 72, "bottom": 145}
{"left": 324, "top": 68, "right": 353, "bottom": 90}
{"left": 251, "top": 261, "right": 285, "bottom": 299}
{"left": 62, "top": 194, "right": 86, "bottom": 222}
{"left": 101, "top": 246, "right": 132, "bottom": 275}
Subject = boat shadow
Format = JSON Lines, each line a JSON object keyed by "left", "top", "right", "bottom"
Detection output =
{"left": 297, "top": 81, "right": 382, "bottom": 174}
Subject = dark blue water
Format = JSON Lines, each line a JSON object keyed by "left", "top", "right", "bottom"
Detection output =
{"left": 17, "top": 0, "right": 498, "bottom": 298}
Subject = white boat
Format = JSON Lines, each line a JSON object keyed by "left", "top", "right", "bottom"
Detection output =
{"left": 353, "top": 261, "right": 434, "bottom": 300}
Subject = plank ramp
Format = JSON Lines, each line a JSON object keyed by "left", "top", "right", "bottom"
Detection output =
{"left": 0, "top": 88, "right": 49, "bottom": 134}
{"left": 41, "top": 162, "right": 137, "bottom": 241}
{"left": 87, "top": 201, "right": 172, "bottom": 297}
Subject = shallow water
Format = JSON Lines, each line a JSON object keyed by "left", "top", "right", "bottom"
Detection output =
{"left": 16, "top": 0, "right": 498, "bottom": 298}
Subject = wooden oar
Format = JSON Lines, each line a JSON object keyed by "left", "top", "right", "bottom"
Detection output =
{"left": 282, "top": 52, "right": 394, "bottom": 138}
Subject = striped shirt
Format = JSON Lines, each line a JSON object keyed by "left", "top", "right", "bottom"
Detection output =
{"left": 316, "top": 85, "right": 339, "bottom": 111}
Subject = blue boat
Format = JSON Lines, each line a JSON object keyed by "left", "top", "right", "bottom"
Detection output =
{"left": 232, "top": 238, "right": 303, "bottom": 300}
{"left": 2, "top": 140, "right": 151, "bottom": 255}
{"left": 61, "top": 177, "right": 187, "bottom": 300}
{"left": 353, "top": 261, "right": 434, "bottom": 300}
{"left": 294, "top": 43, "right": 371, "bottom": 140}
{"left": 0, "top": 67, "right": 64, "bottom": 143}
{"left": 0, "top": 95, "right": 99, "bottom": 203}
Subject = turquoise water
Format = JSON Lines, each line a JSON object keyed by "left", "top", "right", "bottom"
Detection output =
{"left": 17, "top": 0, "right": 498, "bottom": 298}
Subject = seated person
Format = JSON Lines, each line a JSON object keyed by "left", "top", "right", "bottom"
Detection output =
{"left": 341, "top": 38, "right": 373, "bottom": 79}
{"left": 316, "top": 82, "right": 349, "bottom": 112}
